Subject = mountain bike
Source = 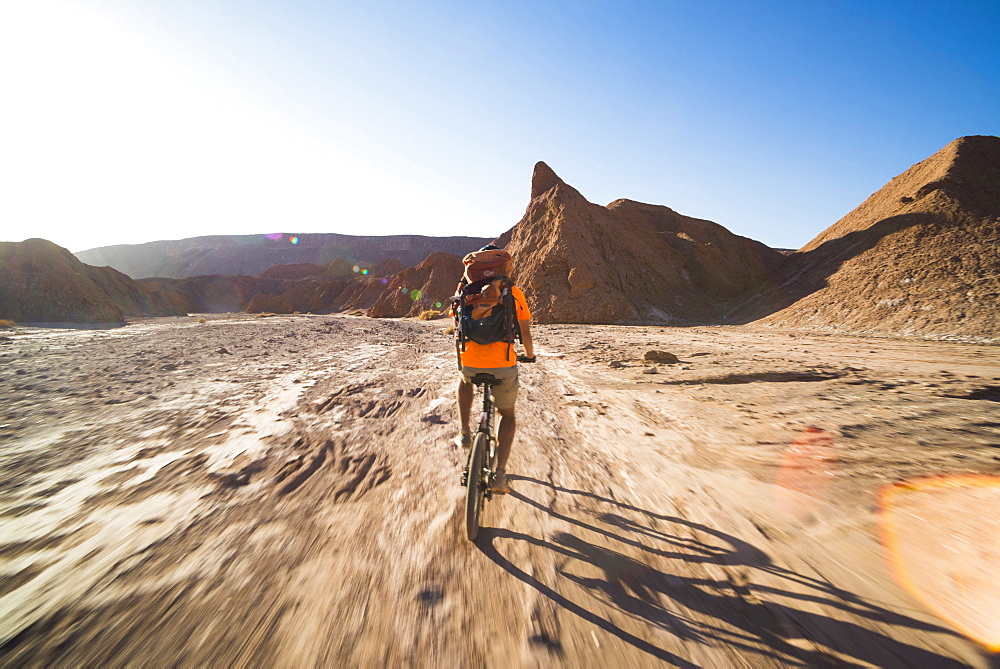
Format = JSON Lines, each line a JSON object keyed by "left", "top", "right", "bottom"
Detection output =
{"left": 460, "top": 373, "right": 501, "bottom": 541}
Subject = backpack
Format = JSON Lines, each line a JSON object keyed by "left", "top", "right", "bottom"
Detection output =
{"left": 451, "top": 248, "right": 521, "bottom": 366}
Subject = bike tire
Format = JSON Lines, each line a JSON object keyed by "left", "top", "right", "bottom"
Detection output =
{"left": 465, "top": 432, "right": 487, "bottom": 541}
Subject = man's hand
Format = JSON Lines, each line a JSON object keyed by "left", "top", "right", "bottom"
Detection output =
{"left": 517, "top": 355, "right": 536, "bottom": 363}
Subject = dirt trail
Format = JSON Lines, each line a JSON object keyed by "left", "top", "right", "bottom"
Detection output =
{"left": 0, "top": 315, "right": 997, "bottom": 666}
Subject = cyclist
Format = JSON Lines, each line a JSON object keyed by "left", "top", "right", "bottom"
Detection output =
{"left": 456, "top": 246, "right": 535, "bottom": 494}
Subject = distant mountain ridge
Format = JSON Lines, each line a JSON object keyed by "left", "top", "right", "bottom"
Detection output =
{"left": 75, "top": 232, "right": 492, "bottom": 279}
{"left": 7, "top": 136, "right": 997, "bottom": 335}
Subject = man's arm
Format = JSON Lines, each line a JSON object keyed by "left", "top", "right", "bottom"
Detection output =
{"left": 519, "top": 318, "right": 534, "bottom": 359}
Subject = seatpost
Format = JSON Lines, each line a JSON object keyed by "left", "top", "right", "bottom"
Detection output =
{"left": 481, "top": 386, "right": 491, "bottom": 430}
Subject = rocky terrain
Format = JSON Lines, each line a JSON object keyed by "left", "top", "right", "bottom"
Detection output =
{"left": 140, "top": 274, "right": 297, "bottom": 315}
{"left": 0, "top": 239, "right": 456, "bottom": 324}
{"left": 75, "top": 232, "right": 492, "bottom": 280}
{"left": 236, "top": 252, "right": 464, "bottom": 318}
{"left": 7, "top": 136, "right": 998, "bottom": 338}
{"left": 497, "top": 162, "right": 784, "bottom": 324}
{"left": 3, "top": 127, "right": 998, "bottom": 666}
{"left": 734, "top": 135, "right": 1000, "bottom": 339}
{"left": 365, "top": 252, "right": 463, "bottom": 318}
{"left": 0, "top": 314, "right": 997, "bottom": 666}
{"left": 0, "top": 239, "right": 184, "bottom": 323}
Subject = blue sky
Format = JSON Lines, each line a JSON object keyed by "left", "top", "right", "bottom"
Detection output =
{"left": 1, "top": 0, "right": 997, "bottom": 253}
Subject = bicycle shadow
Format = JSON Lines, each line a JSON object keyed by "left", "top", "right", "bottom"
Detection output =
{"left": 475, "top": 476, "right": 967, "bottom": 667}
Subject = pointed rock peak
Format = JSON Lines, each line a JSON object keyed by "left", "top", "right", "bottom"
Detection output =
{"left": 416, "top": 251, "right": 461, "bottom": 269}
{"left": 531, "top": 161, "right": 566, "bottom": 199}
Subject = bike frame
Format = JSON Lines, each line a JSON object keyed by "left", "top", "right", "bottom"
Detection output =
{"left": 478, "top": 382, "right": 495, "bottom": 441}
{"left": 462, "top": 374, "right": 501, "bottom": 541}
{"left": 467, "top": 377, "right": 498, "bottom": 495}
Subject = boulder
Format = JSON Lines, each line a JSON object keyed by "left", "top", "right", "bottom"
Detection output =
{"left": 643, "top": 350, "right": 679, "bottom": 363}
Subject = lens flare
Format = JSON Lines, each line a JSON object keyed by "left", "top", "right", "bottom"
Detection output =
{"left": 289, "top": 236, "right": 299, "bottom": 245}
{"left": 773, "top": 427, "right": 837, "bottom": 518}
{"left": 265, "top": 233, "right": 282, "bottom": 240}
{"left": 434, "top": 301, "right": 442, "bottom": 309}
{"left": 362, "top": 269, "right": 369, "bottom": 275}
{"left": 401, "top": 287, "right": 409, "bottom": 294}
{"left": 410, "top": 289, "right": 422, "bottom": 302}
{"left": 352, "top": 265, "right": 360, "bottom": 273}
{"left": 880, "top": 475, "right": 1000, "bottom": 651}
{"left": 380, "top": 278, "right": 388, "bottom": 284}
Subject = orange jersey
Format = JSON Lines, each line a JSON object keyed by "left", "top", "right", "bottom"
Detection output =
{"left": 459, "top": 285, "right": 531, "bottom": 369}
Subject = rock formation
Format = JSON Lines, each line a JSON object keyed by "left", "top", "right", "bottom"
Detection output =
{"left": 241, "top": 278, "right": 356, "bottom": 314}
{"left": 21, "top": 139, "right": 995, "bottom": 335}
{"left": 75, "top": 233, "right": 492, "bottom": 279}
{"left": 236, "top": 258, "right": 412, "bottom": 315}
{"left": 240, "top": 293, "right": 297, "bottom": 315}
{"left": 318, "top": 258, "right": 363, "bottom": 281}
{"left": 327, "top": 277, "right": 391, "bottom": 314}
{"left": 322, "top": 257, "right": 411, "bottom": 312}
{"left": 241, "top": 252, "right": 464, "bottom": 316}
{"left": 366, "top": 252, "right": 464, "bottom": 318}
{"left": 0, "top": 239, "right": 184, "bottom": 323}
{"left": 140, "top": 275, "right": 293, "bottom": 314}
{"left": 498, "top": 162, "right": 784, "bottom": 323}
{"left": 146, "top": 257, "right": 417, "bottom": 317}
{"left": 369, "top": 257, "right": 408, "bottom": 277}
{"left": 735, "top": 135, "right": 1000, "bottom": 339}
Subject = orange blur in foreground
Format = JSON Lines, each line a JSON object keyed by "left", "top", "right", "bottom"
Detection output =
{"left": 773, "top": 427, "right": 837, "bottom": 518}
{"left": 879, "top": 475, "right": 1000, "bottom": 653}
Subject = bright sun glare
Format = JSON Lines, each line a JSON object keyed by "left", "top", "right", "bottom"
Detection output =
{"left": 0, "top": 1, "right": 474, "bottom": 252}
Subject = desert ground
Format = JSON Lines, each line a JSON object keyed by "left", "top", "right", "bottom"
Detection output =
{"left": 1, "top": 314, "right": 998, "bottom": 667}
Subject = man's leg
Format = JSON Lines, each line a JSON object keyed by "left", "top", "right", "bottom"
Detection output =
{"left": 457, "top": 377, "right": 473, "bottom": 435}
{"left": 496, "top": 407, "right": 516, "bottom": 471}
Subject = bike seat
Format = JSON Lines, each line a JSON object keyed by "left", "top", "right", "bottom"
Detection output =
{"left": 470, "top": 373, "right": 502, "bottom": 387}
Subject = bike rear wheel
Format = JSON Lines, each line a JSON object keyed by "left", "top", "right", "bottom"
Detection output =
{"left": 465, "top": 432, "right": 488, "bottom": 541}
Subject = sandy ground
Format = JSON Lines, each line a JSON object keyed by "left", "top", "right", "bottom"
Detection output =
{"left": 1, "top": 314, "right": 998, "bottom": 667}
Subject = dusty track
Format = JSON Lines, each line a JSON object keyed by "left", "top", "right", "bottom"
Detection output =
{"left": 1, "top": 315, "right": 997, "bottom": 666}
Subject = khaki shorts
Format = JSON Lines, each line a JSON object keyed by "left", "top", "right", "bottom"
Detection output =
{"left": 460, "top": 365, "right": 519, "bottom": 410}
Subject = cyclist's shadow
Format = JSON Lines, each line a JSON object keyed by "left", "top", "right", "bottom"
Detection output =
{"left": 476, "top": 524, "right": 700, "bottom": 668}
{"left": 474, "top": 475, "right": 966, "bottom": 668}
